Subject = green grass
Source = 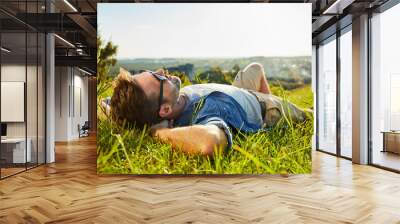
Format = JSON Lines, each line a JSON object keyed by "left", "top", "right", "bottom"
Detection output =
{"left": 97, "top": 85, "right": 313, "bottom": 174}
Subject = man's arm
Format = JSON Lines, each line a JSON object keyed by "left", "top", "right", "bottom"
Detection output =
{"left": 152, "top": 125, "right": 228, "bottom": 156}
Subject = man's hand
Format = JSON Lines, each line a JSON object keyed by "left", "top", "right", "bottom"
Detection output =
{"left": 151, "top": 125, "right": 228, "bottom": 156}
{"left": 101, "top": 101, "right": 111, "bottom": 115}
{"left": 99, "top": 99, "right": 111, "bottom": 120}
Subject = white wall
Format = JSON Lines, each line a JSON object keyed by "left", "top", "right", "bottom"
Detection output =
{"left": 1, "top": 65, "right": 37, "bottom": 137}
{"left": 55, "top": 67, "right": 70, "bottom": 141}
{"left": 72, "top": 73, "right": 89, "bottom": 138}
{"left": 54, "top": 67, "right": 89, "bottom": 141}
{"left": 1, "top": 64, "right": 46, "bottom": 164}
{"left": 1, "top": 65, "right": 26, "bottom": 139}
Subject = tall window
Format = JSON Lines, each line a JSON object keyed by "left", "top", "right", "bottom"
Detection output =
{"left": 340, "top": 28, "right": 352, "bottom": 158}
{"left": 317, "top": 36, "right": 337, "bottom": 154}
{"left": 1, "top": 27, "right": 28, "bottom": 178}
{"left": 371, "top": 3, "right": 400, "bottom": 171}
{"left": 0, "top": 1, "right": 46, "bottom": 179}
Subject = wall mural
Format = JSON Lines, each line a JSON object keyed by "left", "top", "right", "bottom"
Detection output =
{"left": 96, "top": 3, "right": 313, "bottom": 174}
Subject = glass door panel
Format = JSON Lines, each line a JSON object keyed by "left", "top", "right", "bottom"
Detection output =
{"left": 317, "top": 37, "right": 337, "bottom": 154}
{"left": 340, "top": 29, "right": 352, "bottom": 158}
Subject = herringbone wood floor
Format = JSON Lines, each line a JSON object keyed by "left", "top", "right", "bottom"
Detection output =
{"left": 1, "top": 135, "right": 400, "bottom": 224}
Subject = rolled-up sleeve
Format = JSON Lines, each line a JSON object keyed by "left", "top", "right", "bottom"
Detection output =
{"left": 196, "top": 116, "right": 233, "bottom": 150}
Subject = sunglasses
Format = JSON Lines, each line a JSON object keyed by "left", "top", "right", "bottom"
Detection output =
{"left": 148, "top": 71, "right": 168, "bottom": 115}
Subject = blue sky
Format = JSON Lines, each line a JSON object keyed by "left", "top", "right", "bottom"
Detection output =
{"left": 98, "top": 3, "right": 311, "bottom": 59}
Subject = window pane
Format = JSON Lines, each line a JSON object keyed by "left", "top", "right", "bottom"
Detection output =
{"left": 318, "top": 37, "right": 337, "bottom": 154}
{"left": 38, "top": 32, "right": 45, "bottom": 165}
{"left": 27, "top": 31, "right": 38, "bottom": 169}
{"left": 340, "top": 29, "right": 352, "bottom": 158}
{"left": 0, "top": 0, "right": 46, "bottom": 179}
{"left": 371, "top": 3, "right": 400, "bottom": 171}
{"left": 1, "top": 31, "right": 27, "bottom": 177}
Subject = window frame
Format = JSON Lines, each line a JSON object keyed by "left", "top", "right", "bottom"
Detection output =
{"left": 367, "top": 1, "right": 400, "bottom": 173}
{"left": 315, "top": 24, "right": 352, "bottom": 161}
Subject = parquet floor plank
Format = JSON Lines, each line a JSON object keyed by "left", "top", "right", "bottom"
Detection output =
{"left": 0, "top": 135, "right": 399, "bottom": 223}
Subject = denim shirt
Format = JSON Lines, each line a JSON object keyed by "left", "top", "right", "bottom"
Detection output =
{"left": 174, "top": 90, "right": 263, "bottom": 149}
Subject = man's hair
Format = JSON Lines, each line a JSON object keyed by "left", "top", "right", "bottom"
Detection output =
{"left": 110, "top": 68, "right": 160, "bottom": 128}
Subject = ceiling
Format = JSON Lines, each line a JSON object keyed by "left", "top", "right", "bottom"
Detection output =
{"left": 0, "top": 0, "right": 98, "bottom": 74}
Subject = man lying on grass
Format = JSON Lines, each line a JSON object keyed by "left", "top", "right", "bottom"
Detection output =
{"left": 105, "top": 62, "right": 311, "bottom": 156}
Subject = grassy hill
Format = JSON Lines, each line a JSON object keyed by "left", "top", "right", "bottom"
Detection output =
{"left": 97, "top": 84, "right": 313, "bottom": 174}
{"left": 111, "top": 56, "right": 311, "bottom": 81}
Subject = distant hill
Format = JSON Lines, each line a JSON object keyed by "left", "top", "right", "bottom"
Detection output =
{"left": 111, "top": 56, "right": 311, "bottom": 81}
